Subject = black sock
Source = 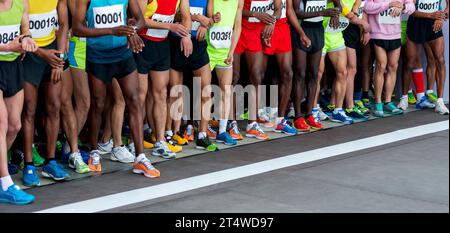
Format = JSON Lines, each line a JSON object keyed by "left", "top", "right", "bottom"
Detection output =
{"left": 24, "top": 162, "right": 34, "bottom": 167}
{"left": 44, "top": 158, "right": 55, "bottom": 165}
{"left": 362, "top": 91, "right": 369, "bottom": 99}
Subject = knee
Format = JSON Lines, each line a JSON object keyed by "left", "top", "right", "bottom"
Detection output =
{"left": 387, "top": 61, "right": 398, "bottom": 73}
{"left": 8, "top": 119, "right": 21, "bottom": 136}
{"left": 92, "top": 94, "right": 106, "bottom": 111}
{"left": 376, "top": 61, "right": 387, "bottom": 73}
{"left": 347, "top": 65, "right": 357, "bottom": 77}
{"left": 435, "top": 54, "right": 445, "bottom": 67}
{"left": 23, "top": 99, "right": 37, "bottom": 119}
{"left": 46, "top": 100, "right": 61, "bottom": 118}
{"left": 153, "top": 88, "right": 167, "bottom": 102}
{"left": 126, "top": 92, "right": 140, "bottom": 109}
{"left": 337, "top": 68, "right": 348, "bottom": 80}
{"left": 79, "top": 96, "right": 91, "bottom": 113}
{"left": 281, "top": 68, "right": 293, "bottom": 83}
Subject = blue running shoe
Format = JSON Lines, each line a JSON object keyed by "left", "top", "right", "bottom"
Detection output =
{"left": 0, "top": 184, "right": 35, "bottom": 205}
{"left": 80, "top": 150, "right": 90, "bottom": 164}
{"left": 216, "top": 132, "right": 237, "bottom": 145}
{"left": 8, "top": 163, "right": 19, "bottom": 175}
{"left": 274, "top": 119, "right": 297, "bottom": 135}
{"left": 41, "top": 160, "right": 70, "bottom": 181}
{"left": 23, "top": 165, "right": 40, "bottom": 187}
{"left": 331, "top": 110, "right": 354, "bottom": 125}
{"left": 416, "top": 96, "right": 436, "bottom": 110}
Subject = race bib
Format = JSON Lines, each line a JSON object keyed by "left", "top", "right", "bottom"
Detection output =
{"left": 190, "top": 7, "right": 204, "bottom": 31}
{"left": 209, "top": 26, "right": 232, "bottom": 49}
{"left": 146, "top": 13, "right": 175, "bottom": 38}
{"left": 325, "top": 16, "right": 349, "bottom": 33}
{"left": 93, "top": 4, "right": 125, "bottom": 29}
{"left": 417, "top": 0, "right": 440, "bottom": 13}
{"left": 357, "top": 1, "right": 365, "bottom": 19}
{"left": 267, "top": 0, "right": 286, "bottom": 19}
{"left": 304, "top": 0, "right": 327, "bottom": 23}
{"left": 0, "top": 24, "right": 20, "bottom": 55}
{"left": 378, "top": 8, "right": 401, "bottom": 25}
{"left": 29, "top": 9, "right": 58, "bottom": 38}
{"left": 248, "top": 0, "right": 272, "bottom": 23}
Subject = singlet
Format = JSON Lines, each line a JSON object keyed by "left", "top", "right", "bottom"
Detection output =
{"left": 206, "top": 0, "right": 238, "bottom": 60}
{"left": 139, "top": 0, "right": 180, "bottom": 42}
{"left": 189, "top": 0, "right": 208, "bottom": 38}
{"left": 299, "top": 0, "right": 327, "bottom": 26}
{"left": 29, "top": 0, "right": 58, "bottom": 47}
{"left": 0, "top": 0, "right": 23, "bottom": 61}
{"left": 243, "top": 0, "right": 272, "bottom": 29}
{"left": 323, "top": 0, "right": 354, "bottom": 34}
{"left": 86, "top": 0, "right": 131, "bottom": 63}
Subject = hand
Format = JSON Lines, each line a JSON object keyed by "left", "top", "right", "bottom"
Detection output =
{"left": 180, "top": 36, "right": 193, "bottom": 58}
{"left": 433, "top": 19, "right": 444, "bottom": 32}
{"left": 262, "top": 37, "right": 271, "bottom": 47}
{"left": 5, "top": 36, "right": 23, "bottom": 53}
{"left": 20, "top": 36, "right": 38, "bottom": 53}
{"left": 38, "top": 49, "right": 65, "bottom": 69}
{"left": 224, "top": 52, "right": 233, "bottom": 65}
{"left": 169, "top": 23, "right": 189, "bottom": 37}
{"left": 322, "top": 8, "right": 340, "bottom": 17}
{"left": 300, "top": 32, "right": 311, "bottom": 48}
{"left": 213, "top": 12, "right": 221, "bottom": 23}
{"left": 50, "top": 67, "right": 64, "bottom": 84}
{"left": 112, "top": 25, "right": 136, "bottom": 37}
{"left": 361, "top": 31, "right": 370, "bottom": 46}
{"left": 254, "top": 12, "right": 276, "bottom": 24}
{"left": 430, "top": 10, "right": 446, "bottom": 20}
{"left": 389, "top": 7, "right": 402, "bottom": 17}
{"left": 261, "top": 24, "right": 274, "bottom": 39}
{"left": 330, "top": 15, "right": 340, "bottom": 30}
{"left": 197, "top": 15, "right": 213, "bottom": 28}
{"left": 196, "top": 26, "right": 207, "bottom": 41}
{"left": 127, "top": 33, "right": 144, "bottom": 53}
{"left": 361, "top": 21, "right": 370, "bottom": 33}
{"left": 389, "top": 1, "right": 403, "bottom": 9}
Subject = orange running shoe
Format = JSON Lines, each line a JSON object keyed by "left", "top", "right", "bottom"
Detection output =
{"left": 207, "top": 125, "right": 217, "bottom": 139}
{"left": 133, "top": 155, "right": 160, "bottom": 178}
{"left": 88, "top": 150, "right": 102, "bottom": 172}
{"left": 209, "top": 119, "right": 220, "bottom": 128}
{"left": 183, "top": 125, "right": 195, "bottom": 141}
{"left": 246, "top": 123, "right": 270, "bottom": 140}
{"left": 228, "top": 121, "right": 244, "bottom": 140}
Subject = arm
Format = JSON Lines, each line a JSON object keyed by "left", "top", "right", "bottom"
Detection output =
{"left": 138, "top": 0, "right": 189, "bottom": 36}
{"left": 342, "top": 1, "right": 370, "bottom": 31}
{"left": 179, "top": 0, "right": 193, "bottom": 57}
{"left": 364, "top": 0, "right": 391, "bottom": 14}
{"left": 402, "top": 0, "right": 415, "bottom": 15}
{"left": 295, "top": 0, "right": 328, "bottom": 19}
{"left": 55, "top": 0, "right": 69, "bottom": 54}
{"left": 352, "top": 0, "right": 361, "bottom": 13}
{"left": 225, "top": 0, "right": 243, "bottom": 64}
{"left": 20, "top": 0, "right": 38, "bottom": 52}
{"left": 287, "top": 0, "right": 311, "bottom": 47}
{"left": 129, "top": 0, "right": 146, "bottom": 30}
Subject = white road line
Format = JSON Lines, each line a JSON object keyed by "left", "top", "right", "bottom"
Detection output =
{"left": 37, "top": 120, "right": 449, "bottom": 213}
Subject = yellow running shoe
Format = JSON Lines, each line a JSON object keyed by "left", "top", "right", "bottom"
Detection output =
{"left": 143, "top": 140, "right": 154, "bottom": 149}
{"left": 173, "top": 133, "right": 189, "bottom": 145}
{"left": 165, "top": 142, "right": 182, "bottom": 153}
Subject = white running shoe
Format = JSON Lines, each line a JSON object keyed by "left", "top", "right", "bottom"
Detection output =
{"left": 111, "top": 146, "right": 135, "bottom": 163}
{"left": 435, "top": 99, "right": 449, "bottom": 115}
{"left": 398, "top": 95, "right": 409, "bottom": 111}
{"left": 152, "top": 141, "right": 176, "bottom": 159}
{"left": 97, "top": 139, "right": 113, "bottom": 155}
{"left": 68, "top": 151, "right": 90, "bottom": 174}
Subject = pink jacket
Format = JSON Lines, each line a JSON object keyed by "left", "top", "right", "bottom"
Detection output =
{"left": 364, "top": 0, "right": 415, "bottom": 40}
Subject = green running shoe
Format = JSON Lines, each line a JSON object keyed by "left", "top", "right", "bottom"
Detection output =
{"left": 426, "top": 91, "right": 438, "bottom": 103}
{"left": 407, "top": 91, "right": 416, "bottom": 105}
{"left": 362, "top": 98, "right": 372, "bottom": 109}
{"left": 384, "top": 102, "right": 404, "bottom": 115}
{"left": 32, "top": 145, "right": 45, "bottom": 167}
{"left": 68, "top": 152, "right": 90, "bottom": 174}
{"left": 373, "top": 103, "right": 384, "bottom": 117}
{"left": 196, "top": 137, "right": 219, "bottom": 152}
{"left": 354, "top": 100, "right": 370, "bottom": 115}
{"left": 240, "top": 111, "right": 249, "bottom": 120}
{"left": 56, "top": 140, "right": 63, "bottom": 155}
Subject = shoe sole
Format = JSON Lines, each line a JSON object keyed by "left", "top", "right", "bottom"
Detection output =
{"left": 110, "top": 154, "right": 134, "bottom": 163}
{"left": 330, "top": 119, "right": 353, "bottom": 125}
{"left": 97, "top": 150, "right": 112, "bottom": 155}
{"left": 0, "top": 199, "right": 35, "bottom": 205}
{"left": 68, "top": 162, "right": 90, "bottom": 174}
{"left": 152, "top": 152, "right": 176, "bottom": 159}
{"left": 23, "top": 181, "right": 41, "bottom": 187}
{"left": 133, "top": 169, "right": 159, "bottom": 178}
{"left": 41, "top": 171, "right": 68, "bottom": 181}
{"left": 215, "top": 139, "right": 237, "bottom": 146}
{"left": 273, "top": 129, "right": 297, "bottom": 135}
{"left": 245, "top": 134, "right": 269, "bottom": 140}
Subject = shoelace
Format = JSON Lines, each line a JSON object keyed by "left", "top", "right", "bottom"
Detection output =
{"left": 231, "top": 123, "right": 240, "bottom": 134}
{"left": 208, "top": 125, "right": 217, "bottom": 133}
{"left": 142, "top": 159, "right": 156, "bottom": 171}
{"left": 91, "top": 152, "right": 100, "bottom": 165}
{"left": 253, "top": 124, "right": 265, "bottom": 134}
{"left": 186, "top": 126, "right": 193, "bottom": 136}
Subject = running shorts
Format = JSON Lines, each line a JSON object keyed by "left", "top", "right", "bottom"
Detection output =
{"left": 371, "top": 39, "right": 401, "bottom": 52}
{"left": 235, "top": 24, "right": 264, "bottom": 54}
{"left": 86, "top": 56, "right": 137, "bottom": 84}
{"left": 170, "top": 35, "right": 210, "bottom": 72}
{"left": 343, "top": 23, "right": 361, "bottom": 50}
{"left": 407, "top": 17, "right": 443, "bottom": 44}
{"left": 322, "top": 31, "right": 345, "bottom": 55}
{"left": 68, "top": 36, "right": 87, "bottom": 70}
{"left": 0, "top": 57, "right": 24, "bottom": 98}
{"left": 134, "top": 37, "right": 171, "bottom": 74}
{"left": 263, "top": 21, "right": 292, "bottom": 55}
{"left": 292, "top": 22, "right": 324, "bottom": 54}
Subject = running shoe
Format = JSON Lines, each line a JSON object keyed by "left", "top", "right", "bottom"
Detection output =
{"left": 228, "top": 121, "right": 244, "bottom": 140}
{"left": 426, "top": 91, "right": 438, "bottom": 103}
{"left": 42, "top": 160, "right": 70, "bottom": 181}
{"left": 240, "top": 111, "right": 249, "bottom": 120}
{"left": 183, "top": 124, "right": 195, "bottom": 141}
{"left": 23, "top": 165, "right": 40, "bottom": 187}
{"left": 88, "top": 150, "right": 102, "bottom": 172}
{"left": 398, "top": 95, "right": 409, "bottom": 111}
{"left": 246, "top": 123, "right": 270, "bottom": 140}
{"left": 323, "top": 104, "right": 335, "bottom": 115}
{"left": 143, "top": 140, "right": 154, "bottom": 149}
{"left": 8, "top": 163, "right": 19, "bottom": 175}
{"left": 373, "top": 103, "right": 384, "bottom": 118}
{"left": 435, "top": 99, "right": 449, "bottom": 115}
{"left": 97, "top": 139, "right": 113, "bottom": 155}
{"left": 331, "top": 110, "right": 354, "bottom": 124}
{"left": 152, "top": 141, "right": 176, "bottom": 159}
{"left": 416, "top": 96, "right": 436, "bottom": 109}
{"left": 362, "top": 98, "right": 372, "bottom": 109}
{"left": 312, "top": 107, "right": 329, "bottom": 122}
{"left": 165, "top": 141, "right": 182, "bottom": 153}
{"left": 207, "top": 125, "right": 218, "bottom": 139}
{"left": 257, "top": 109, "right": 271, "bottom": 123}
{"left": 0, "top": 184, "right": 35, "bottom": 205}
{"left": 319, "top": 91, "right": 331, "bottom": 107}
{"left": 345, "top": 107, "right": 368, "bottom": 120}
{"left": 68, "top": 151, "right": 90, "bottom": 174}
{"left": 216, "top": 132, "right": 238, "bottom": 145}
{"left": 56, "top": 140, "right": 63, "bottom": 154}
{"left": 274, "top": 119, "right": 297, "bottom": 135}
{"left": 31, "top": 145, "right": 44, "bottom": 167}
{"left": 305, "top": 115, "right": 323, "bottom": 130}
{"left": 293, "top": 117, "right": 311, "bottom": 132}
{"left": 111, "top": 146, "right": 135, "bottom": 163}
{"left": 209, "top": 119, "right": 220, "bottom": 128}
{"left": 133, "top": 154, "right": 160, "bottom": 178}
{"left": 354, "top": 100, "right": 370, "bottom": 115}
{"left": 195, "top": 137, "right": 219, "bottom": 151}
{"left": 287, "top": 106, "right": 295, "bottom": 119}
{"left": 173, "top": 133, "right": 189, "bottom": 145}
{"left": 127, "top": 142, "right": 135, "bottom": 156}
{"left": 384, "top": 102, "right": 404, "bottom": 115}
{"left": 407, "top": 91, "right": 416, "bottom": 104}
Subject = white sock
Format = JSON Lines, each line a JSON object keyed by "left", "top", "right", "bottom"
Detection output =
{"left": 402, "top": 95, "right": 408, "bottom": 99}
{"left": 198, "top": 132, "right": 206, "bottom": 139}
{"left": 426, "top": 90, "right": 434, "bottom": 95}
{"left": 417, "top": 92, "right": 425, "bottom": 100}
{"left": 247, "top": 122, "right": 257, "bottom": 131}
{"left": 143, "top": 123, "right": 150, "bottom": 131}
{"left": 333, "top": 108, "right": 342, "bottom": 114}
{"left": 219, "top": 119, "right": 228, "bottom": 134}
{"left": 135, "top": 153, "right": 146, "bottom": 162}
{"left": 1, "top": 176, "right": 14, "bottom": 191}
{"left": 276, "top": 117, "right": 283, "bottom": 124}
{"left": 438, "top": 98, "right": 444, "bottom": 103}
{"left": 408, "top": 89, "right": 413, "bottom": 94}
{"left": 63, "top": 142, "right": 71, "bottom": 154}
{"left": 165, "top": 130, "right": 173, "bottom": 137}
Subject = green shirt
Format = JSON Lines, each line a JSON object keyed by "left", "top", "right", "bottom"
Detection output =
{"left": 0, "top": 0, "right": 23, "bottom": 61}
